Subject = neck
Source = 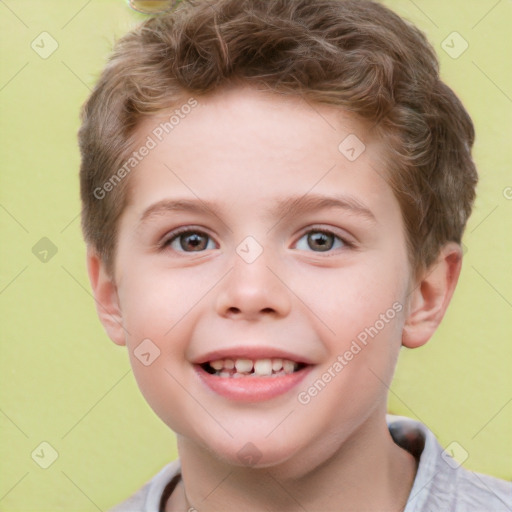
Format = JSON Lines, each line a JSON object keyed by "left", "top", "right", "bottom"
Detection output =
{"left": 167, "top": 413, "right": 417, "bottom": 512}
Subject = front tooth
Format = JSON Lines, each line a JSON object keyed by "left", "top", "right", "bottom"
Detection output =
{"left": 283, "top": 359, "right": 295, "bottom": 374}
{"left": 210, "top": 359, "right": 224, "bottom": 370}
{"left": 235, "top": 358, "right": 253, "bottom": 373}
{"left": 272, "top": 358, "right": 283, "bottom": 372}
{"left": 224, "top": 359, "right": 235, "bottom": 370}
{"left": 254, "top": 359, "right": 272, "bottom": 376}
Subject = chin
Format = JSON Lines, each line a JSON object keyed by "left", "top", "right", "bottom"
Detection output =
{"left": 201, "top": 431, "right": 304, "bottom": 469}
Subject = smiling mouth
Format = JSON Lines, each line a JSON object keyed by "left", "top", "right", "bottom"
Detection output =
{"left": 200, "top": 358, "right": 308, "bottom": 378}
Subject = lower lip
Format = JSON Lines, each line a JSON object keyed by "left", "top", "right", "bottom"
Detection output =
{"left": 195, "top": 365, "right": 312, "bottom": 402}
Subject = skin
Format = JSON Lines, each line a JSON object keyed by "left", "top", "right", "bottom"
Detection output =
{"left": 88, "top": 85, "right": 462, "bottom": 511}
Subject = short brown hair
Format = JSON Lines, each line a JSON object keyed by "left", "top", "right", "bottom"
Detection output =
{"left": 78, "top": 0, "right": 477, "bottom": 275}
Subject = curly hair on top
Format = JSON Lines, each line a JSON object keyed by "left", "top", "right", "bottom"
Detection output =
{"left": 78, "top": 0, "right": 477, "bottom": 276}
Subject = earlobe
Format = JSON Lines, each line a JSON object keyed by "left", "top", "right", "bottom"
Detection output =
{"left": 86, "top": 249, "right": 126, "bottom": 346}
{"left": 402, "top": 243, "right": 463, "bottom": 349}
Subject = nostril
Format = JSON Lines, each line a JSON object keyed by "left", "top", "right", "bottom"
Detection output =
{"left": 226, "top": 307, "right": 275, "bottom": 315}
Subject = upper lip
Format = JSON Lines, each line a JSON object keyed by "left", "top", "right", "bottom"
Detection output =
{"left": 192, "top": 347, "right": 315, "bottom": 365}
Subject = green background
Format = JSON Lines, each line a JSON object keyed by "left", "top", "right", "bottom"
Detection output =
{"left": 1, "top": 0, "right": 511, "bottom": 510}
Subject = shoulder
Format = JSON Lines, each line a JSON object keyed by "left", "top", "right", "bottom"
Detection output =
{"left": 107, "top": 460, "right": 181, "bottom": 512}
{"left": 451, "top": 468, "right": 512, "bottom": 511}
{"left": 387, "top": 415, "right": 512, "bottom": 512}
{"left": 418, "top": 455, "right": 512, "bottom": 511}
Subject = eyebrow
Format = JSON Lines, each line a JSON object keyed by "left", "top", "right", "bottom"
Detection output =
{"left": 268, "top": 194, "right": 376, "bottom": 224}
{"left": 138, "top": 193, "right": 376, "bottom": 227}
{"left": 140, "top": 199, "right": 216, "bottom": 224}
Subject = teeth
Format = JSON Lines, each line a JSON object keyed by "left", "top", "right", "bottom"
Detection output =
{"left": 253, "top": 359, "right": 272, "bottom": 376}
{"left": 210, "top": 360, "right": 224, "bottom": 371}
{"left": 283, "top": 360, "right": 295, "bottom": 374}
{"left": 206, "top": 357, "right": 301, "bottom": 377}
{"left": 235, "top": 358, "right": 253, "bottom": 373}
{"left": 272, "top": 358, "right": 283, "bottom": 372}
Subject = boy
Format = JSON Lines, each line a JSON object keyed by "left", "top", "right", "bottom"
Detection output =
{"left": 78, "top": 0, "right": 512, "bottom": 510}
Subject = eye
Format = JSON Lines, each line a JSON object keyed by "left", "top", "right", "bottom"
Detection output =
{"left": 165, "top": 230, "right": 216, "bottom": 252}
{"left": 294, "top": 229, "right": 345, "bottom": 252}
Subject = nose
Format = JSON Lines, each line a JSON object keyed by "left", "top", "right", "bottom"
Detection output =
{"left": 215, "top": 252, "right": 292, "bottom": 321}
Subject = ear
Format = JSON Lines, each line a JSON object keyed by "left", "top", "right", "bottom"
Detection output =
{"left": 86, "top": 248, "right": 126, "bottom": 346}
{"left": 402, "top": 242, "right": 463, "bottom": 349}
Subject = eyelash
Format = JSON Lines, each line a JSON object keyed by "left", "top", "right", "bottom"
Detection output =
{"left": 159, "top": 226, "right": 353, "bottom": 253}
{"left": 160, "top": 226, "right": 217, "bottom": 252}
{"left": 294, "top": 227, "right": 353, "bottom": 253}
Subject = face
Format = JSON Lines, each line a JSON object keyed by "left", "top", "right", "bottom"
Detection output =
{"left": 109, "top": 85, "right": 413, "bottom": 469}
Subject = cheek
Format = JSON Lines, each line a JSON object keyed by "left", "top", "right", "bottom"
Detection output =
{"left": 115, "top": 266, "right": 220, "bottom": 418}
{"left": 117, "top": 265, "right": 213, "bottom": 342}
{"left": 292, "top": 252, "right": 408, "bottom": 395}
{"left": 292, "top": 268, "right": 406, "bottom": 432}
{"left": 300, "top": 259, "right": 406, "bottom": 337}
{"left": 120, "top": 284, "right": 203, "bottom": 435}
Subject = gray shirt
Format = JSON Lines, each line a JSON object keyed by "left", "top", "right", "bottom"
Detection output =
{"left": 109, "top": 415, "right": 512, "bottom": 511}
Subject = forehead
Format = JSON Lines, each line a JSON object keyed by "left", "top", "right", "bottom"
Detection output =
{"left": 127, "top": 85, "right": 394, "bottom": 220}
{"left": 136, "top": 85, "right": 376, "bottom": 160}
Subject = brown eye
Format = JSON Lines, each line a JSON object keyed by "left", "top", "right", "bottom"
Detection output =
{"left": 167, "top": 231, "right": 215, "bottom": 252}
{"left": 295, "top": 230, "right": 344, "bottom": 252}
{"left": 307, "top": 232, "right": 334, "bottom": 251}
